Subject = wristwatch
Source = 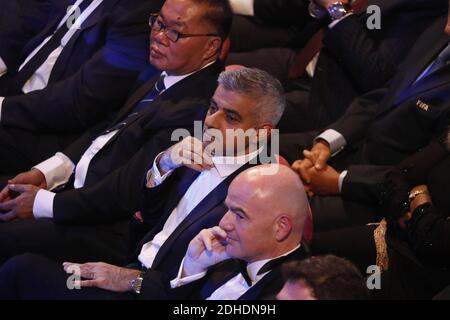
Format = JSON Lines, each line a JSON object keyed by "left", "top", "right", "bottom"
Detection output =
{"left": 327, "top": 2, "right": 352, "bottom": 21}
{"left": 130, "top": 272, "right": 144, "bottom": 294}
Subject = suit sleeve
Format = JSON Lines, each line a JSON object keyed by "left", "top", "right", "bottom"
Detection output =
{"left": 407, "top": 204, "right": 450, "bottom": 268}
{"left": 1, "top": 6, "right": 152, "bottom": 132}
{"left": 51, "top": 125, "right": 185, "bottom": 224}
{"left": 253, "top": 0, "right": 311, "bottom": 27}
{"left": 0, "top": 0, "right": 62, "bottom": 71}
{"left": 323, "top": 9, "right": 437, "bottom": 93}
{"left": 328, "top": 87, "right": 386, "bottom": 148}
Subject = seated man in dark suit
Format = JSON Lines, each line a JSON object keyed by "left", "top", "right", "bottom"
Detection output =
{"left": 280, "top": 8, "right": 450, "bottom": 269}
{"left": 0, "top": 68, "right": 287, "bottom": 299}
{"left": 276, "top": 255, "right": 369, "bottom": 300}
{"left": 227, "top": 0, "right": 448, "bottom": 133}
{"left": 0, "top": 0, "right": 165, "bottom": 174}
{"left": 162, "top": 164, "right": 309, "bottom": 300}
{"left": 0, "top": 0, "right": 232, "bottom": 264}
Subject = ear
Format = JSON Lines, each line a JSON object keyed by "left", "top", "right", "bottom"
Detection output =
{"left": 203, "top": 37, "right": 222, "bottom": 61}
{"left": 256, "top": 123, "right": 274, "bottom": 141}
{"left": 275, "top": 215, "right": 293, "bottom": 242}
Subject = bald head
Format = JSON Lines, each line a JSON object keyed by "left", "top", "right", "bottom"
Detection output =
{"left": 233, "top": 164, "right": 308, "bottom": 236}
{"left": 220, "top": 164, "right": 309, "bottom": 262}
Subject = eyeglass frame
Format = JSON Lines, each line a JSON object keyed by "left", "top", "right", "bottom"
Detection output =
{"left": 148, "top": 13, "right": 221, "bottom": 43}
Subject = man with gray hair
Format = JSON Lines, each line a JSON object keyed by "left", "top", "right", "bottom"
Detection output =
{"left": 0, "top": 68, "right": 290, "bottom": 300}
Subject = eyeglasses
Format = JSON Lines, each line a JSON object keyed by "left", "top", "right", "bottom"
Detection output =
{"left": 149, "top": 14, "right": 220, "bottom": 43}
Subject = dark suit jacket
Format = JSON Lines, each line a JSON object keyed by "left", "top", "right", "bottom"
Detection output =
{"left": 0, "top": 0, "right": 71, "bottom": 71}
{"left": 381, "top": 156, "right": 450, "bottom": 299}
{"left": 141, "top": 245, "right": 308, "bottom": 300}
{"left": 133, "top": 156, "right": 271, "bottom": 299}
{"left": 50, "top": 61, "right": 224, "bottom": 225}
{"left": 338, "top": 18, "right": 450, "bottom": 204}
{"left": 1, "top": 0, "right": 164, "bottom": 132}
{"left": 280, "top": 0, "right": 448, "bottom": 132}
{"left": 279, "top": 17, "right": 449, "bottom": 234}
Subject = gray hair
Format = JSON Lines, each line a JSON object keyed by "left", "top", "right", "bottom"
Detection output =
{"left": 217, "top": 68, "right": 286, "bottom": 126}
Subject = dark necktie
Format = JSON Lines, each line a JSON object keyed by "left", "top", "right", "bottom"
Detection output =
{"left": 101, "top": 74, "right": 166, "bottom": 134}
{"left": 12, "top": 0, "right": 94, "bottom": 91}
{"left": 420, "top": 42, "right": 450, "bottom": 81}
{"left": 132, "top": 74, "right": 166, "bottom": 113}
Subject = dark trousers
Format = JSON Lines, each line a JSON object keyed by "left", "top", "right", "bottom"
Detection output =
{"left": 0, "top": 218, "right": 130, "bottom": 266}
{"left": 0, "top": 253, "right": 135, "bottom": 299}
{"left": 0, "top": 124, "right": 79, "bottom": 175}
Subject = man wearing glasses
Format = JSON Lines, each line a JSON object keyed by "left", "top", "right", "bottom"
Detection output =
{"left": 0, "top": 0, "right": 232, "bottom": 267}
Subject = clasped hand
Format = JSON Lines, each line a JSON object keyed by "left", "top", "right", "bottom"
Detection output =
{"left": 0, "top": 169, "right": 47, "bottom": 222}
{"left": 291, "top": 141, "right": 340, "bottom": 196}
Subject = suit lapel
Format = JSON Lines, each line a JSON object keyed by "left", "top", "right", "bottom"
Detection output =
{"left": 152, "top": 161, "right": 254, "bottom": 268}
{"left": 238, "top": 246, "right": 308, "bottom": 300}
{"left": 396, "top": 64, "right": 450, "bottom": 104}
{"left": 377, "top": 19, "right": 449, "bottom": 114}
{"left": 136, "top": 168, "right": 200, "bottom": 251}
{"left": 151, "top": 174, "right": 233, "bottom": 268}
{"left": 112, "top": 75, "right": 159, "bottom": 122}
{"left": 49, "top": 0, "right": 121, "bottom": 81}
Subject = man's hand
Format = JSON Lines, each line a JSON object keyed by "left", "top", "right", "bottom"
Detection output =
{"left": 63, "top": 262, "right": 141, "bottom": 293}
{"left": 158, "top": 136, "right": 214, "bottom": 174}
{"left": 314, "top": 0, "right": 349, "bottom": 10}
{"left": 292, "top": 140, "right": 331, "bottom": 184}
{"left": 182, "top": 226, "right": 231, "bottom": 277}
{"left": 304, "top": 165, "right": 341, "bottom": 196}
{"left": 0, "top": 184, "right": 41, "bottom": 222}
{"left": 0, "top": 169, "right": 47, "bottom": 203}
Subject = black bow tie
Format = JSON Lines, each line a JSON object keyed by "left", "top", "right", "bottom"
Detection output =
{"left": 238, "top": 246, "right": 303, "bottom": 286}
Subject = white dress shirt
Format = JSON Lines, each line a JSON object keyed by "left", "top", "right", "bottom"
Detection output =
{"left": 170, "top": 245, "right": 301, "bottom": 300}
{"left": 0, "top": 0, "right": 104, "bottom": 117}
{"left": 138, "top": 148, "right": 261, "bottom": 269}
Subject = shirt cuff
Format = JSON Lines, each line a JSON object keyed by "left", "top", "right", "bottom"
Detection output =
{"left": 0, "top": 57, "right": 7, "bottom": 77}
{"left": 328, "top": 12, "right": 354, "bottom": 28}
{"left": 0, "top": 96, "right": 4, "bottom": 120}
{"left": 33, "top": 152, "right": 75, "bottom": 191}
{"left": 145, "top": 152, "right": 174, "bottom": 188}
{"left": 170, "top": 258, "right": 208, "bottom": 289}
{"left": 315, "top": 129, "right": 347, "bottom": 156}
{"left": 229, "top": 0, "right": 254, "bottom": 16}
{"left": 33, "top": 189, "right": 56, "bottom": 219}
{"left": 338, "top": 170, "right": 348, "bottom": 193}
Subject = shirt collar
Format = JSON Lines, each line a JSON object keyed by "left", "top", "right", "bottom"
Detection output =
{"left": 246, "top": 244, "right": 301, "bottom": 284}
{"left": 211, "top": 147, "right": 262, "bottom": 178}
{"left": 161, "top": 60, "right": 216, "bottom": 91}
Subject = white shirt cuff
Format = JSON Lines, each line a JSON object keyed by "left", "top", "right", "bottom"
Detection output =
{"left": 338, "top": 170, "right": 348, "bottom": 193}
{"left": 229, "top": 0, "right": 254, "bottom": 16}
{"left": 0, "top": 57, "right": 7, "bottom": 77}
{"left": 328, "top": 12, "right": 355, "bottom": 28}
{"left": 315, "top": 129, "right": 347, "bottom": 156}
{"left": 170, "top": 258, "right": 208, "bottom": 289}
{"left": 145, "top": 152, "right": 174, "bottom": 188}
{"left": 33, "top": 189, "right": 56, "bottom": 219}
{"left": 33, "top": 152, "right": 75, "bottom": 191}
{"left": 0, "top": 97, "right": 4, "bottom": 120}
